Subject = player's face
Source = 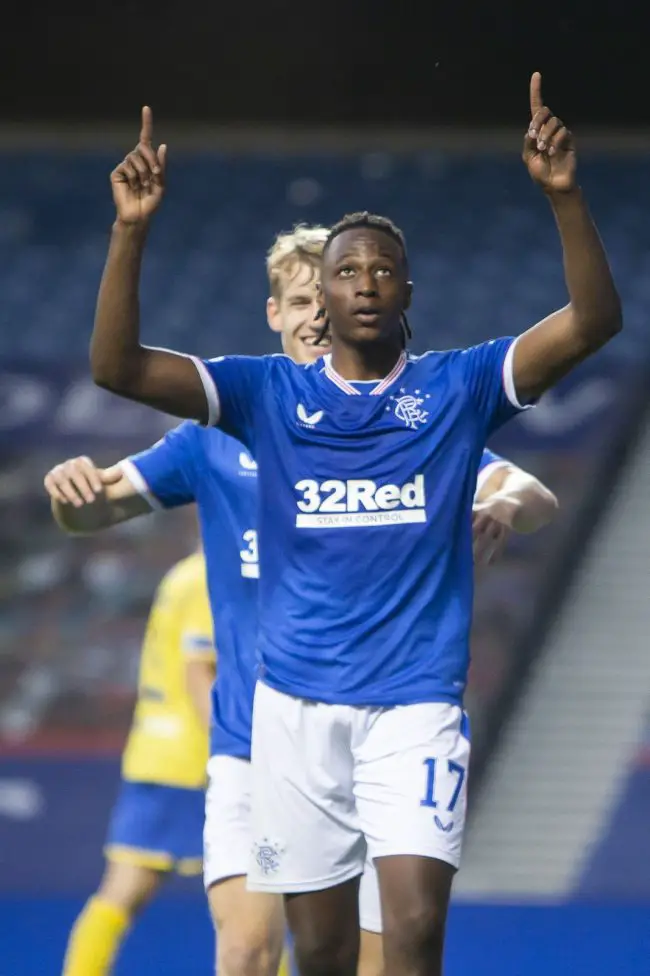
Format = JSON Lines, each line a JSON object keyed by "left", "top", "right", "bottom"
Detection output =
{"left": 321, "top": 229, "right": 410, "bottom": 345}
{"left": 267, "top": 261, "right": 330, "bottom": 365}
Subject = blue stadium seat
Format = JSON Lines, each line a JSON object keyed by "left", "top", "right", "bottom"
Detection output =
{"left": 0, "top": 152, "right": 647, "bottom": 363}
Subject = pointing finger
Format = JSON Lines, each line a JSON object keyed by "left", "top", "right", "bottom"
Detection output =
{"left": 140, "top": 105, "right": 154, "bottom": 145}
{"left": 529, "top": 72, "right": 543, "bottom": 118}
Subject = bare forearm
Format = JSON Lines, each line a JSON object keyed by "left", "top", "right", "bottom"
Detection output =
{"left": 549, "top": 188, "right": 622, "bottom": 346}
{"left": 91, "top": 220, "right": 207, "bottom": 420}
{"left": 91, "top": 220, "right": 149, "bottom": 390}
{"left": 506, "top": 483, "right": 558, "bottom": 533}
{"left": 51, "top": 498, "right": 114, "bottom": 535}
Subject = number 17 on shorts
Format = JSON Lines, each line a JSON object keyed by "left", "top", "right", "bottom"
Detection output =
{"left": 356, "top": 702, "right": 470, "bottom": 871}
{"left": 420, "top": 756, "right": 466, "bottom": 835}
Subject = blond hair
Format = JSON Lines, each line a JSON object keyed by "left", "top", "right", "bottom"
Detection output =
{"left": 266, "top": 224, "right": 330, "bottom": 299}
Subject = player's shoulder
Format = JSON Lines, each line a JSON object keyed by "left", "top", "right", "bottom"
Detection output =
{"left": 407, "top": 337, "right": 512, "bottom": 376}
{"left": 405, "top": 348, "right": 463, "bottom": 377}
{"left": 268, "top": 353, "right": 317, "bottom": 379}
{"left": 152, "top": 418, "right": 201, "bottom": 455}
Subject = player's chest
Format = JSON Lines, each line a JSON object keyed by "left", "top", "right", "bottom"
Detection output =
{"left": 263, "top": 378, "right": 475, "bottom": 477}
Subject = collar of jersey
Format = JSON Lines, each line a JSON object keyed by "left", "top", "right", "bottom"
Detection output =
{"left": 322, "top": 351, "right": 407, "bottom": 396}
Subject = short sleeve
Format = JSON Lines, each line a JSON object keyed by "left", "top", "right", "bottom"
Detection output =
{"left": 180, "top": 578, "right": 216, "bottom": 665}
{"left": 122, "top": 422, "right": 196, "bottom": 509}
{"left": 459, "top": 336, "right": 533, "bottom": 434}
{"left": 475, "top": 448, "right": 510, "bottom": 495}
{"left": 198, "top": 355, "right": 273, "bottom": 443}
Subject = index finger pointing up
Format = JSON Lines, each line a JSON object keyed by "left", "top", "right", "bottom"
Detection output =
{"left": 140, "top": 105, "right": 154, "bottom": 144}
{"left": 529, "top": 72, "right": 543, "bottom": 117}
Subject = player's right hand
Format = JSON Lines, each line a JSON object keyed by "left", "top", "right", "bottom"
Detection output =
{"left": 44, "top": 457, "right": 122, "bottom": 508}
{"left": 111, "top": 106, "right": 167, "bottom": 225}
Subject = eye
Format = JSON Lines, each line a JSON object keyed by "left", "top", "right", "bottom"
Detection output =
{"left": 337, "top": 266, "right": 355, "bottom": 277}
{"left": 376, "top": 267, "right": 392, "bottom": 277}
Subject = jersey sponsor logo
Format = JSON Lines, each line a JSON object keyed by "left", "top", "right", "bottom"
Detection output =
{"left": 294, "top": 475, "right": 426, "bottom": 528}
{"left": 239, "top": 451, "right": 258, "bottom": 474}
{"left": 296, "top": 403, "right": 324, "bottom": 427}
{"left": 240, "top": 529, "right": 260, "bottom": 578}
{"left": 389, "top": 390, "right": 431, "bottom": 430}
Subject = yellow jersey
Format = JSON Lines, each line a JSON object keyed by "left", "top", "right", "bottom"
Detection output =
{"left": 122, "top": 552, "right": 215, "bottom": 789}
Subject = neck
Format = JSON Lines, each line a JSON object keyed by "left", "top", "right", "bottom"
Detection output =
{"left": 330, "top": 336, "right": 403, "bottom": 381}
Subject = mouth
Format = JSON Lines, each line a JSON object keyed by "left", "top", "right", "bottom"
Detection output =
{"left": 353, "top": 308, "right": 382, "bottom": 324}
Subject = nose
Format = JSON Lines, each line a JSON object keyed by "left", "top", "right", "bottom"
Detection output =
{"left": 355, "top": 272, "right": 378, "bottom": 296}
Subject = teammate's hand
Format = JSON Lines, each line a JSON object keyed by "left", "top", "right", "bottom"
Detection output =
{"left": 522, "top": 72, "right": 576, "bottom": 194}
{"left": 111, "top": 107, "right": 167, "bottom": 225}
{"left": 44, "top": 457, "right": 122, "bottom": 508}
{"left": 472, "top": 496, "right": 519, "bottom": 565}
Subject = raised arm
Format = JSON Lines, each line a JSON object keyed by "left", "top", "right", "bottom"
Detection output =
{"left": 91, "top": 107, "right": 210, "bottom": 422}
{"left": 512, "top": 73, "right": 622, "bottom": 403}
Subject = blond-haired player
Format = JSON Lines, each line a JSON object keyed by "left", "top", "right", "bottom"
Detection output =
{"left": 61, "top": 550, "right": 215, "bottom": 976}
{"left": 47, "top": 217, "right": 557, "bottom": 976}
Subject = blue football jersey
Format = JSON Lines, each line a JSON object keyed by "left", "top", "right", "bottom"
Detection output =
{"left": 201, "top": 339, "right": 527, "bottom": 707}
{"left": 124, "top": 423, "right": 258, "bottom": 759}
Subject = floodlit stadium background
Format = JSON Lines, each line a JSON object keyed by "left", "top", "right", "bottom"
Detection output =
{"left": 1, "top": 6, "right": 649, "bottom": 975}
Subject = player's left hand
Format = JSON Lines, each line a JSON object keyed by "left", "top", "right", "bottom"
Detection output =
{"left": 472, "top": 497, "right": 519, "bottom": 565}
{"left": 523, "top": 72, "right": 576, "bottom": 194}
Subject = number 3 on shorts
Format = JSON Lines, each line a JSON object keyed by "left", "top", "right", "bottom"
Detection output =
{"left": 420, "top": 758, "right": 465, "bottom": 812}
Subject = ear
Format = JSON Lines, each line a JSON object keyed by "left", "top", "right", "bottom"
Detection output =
{"left": 267, "top": 296, "right": 283, "bottom": 334}
{"left": 404, "top": 280, "right": 413, "bottom": 310}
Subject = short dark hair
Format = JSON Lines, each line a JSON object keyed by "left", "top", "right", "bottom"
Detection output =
{"left": 323, "top": 211, "right": 408, "bottom": 269}
{"left": 316, "top": 211, "right": 411, "bottom": 346}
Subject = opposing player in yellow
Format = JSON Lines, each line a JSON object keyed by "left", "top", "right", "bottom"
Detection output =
{"left": 62, "top": 550, "right": 216, "bottom": 976}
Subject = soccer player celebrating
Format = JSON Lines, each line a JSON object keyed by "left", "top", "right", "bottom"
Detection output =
{"left": 86, "top": 75, "right": 615, "bottom": 976}
{"left": 93, "top": 72, "right": 615, "bottom": 974}
{"left": 60, "top": 550, "right": 215, "bottom": 976}
{"left": 47, "top": 225, "right": 556, "bottom": 976}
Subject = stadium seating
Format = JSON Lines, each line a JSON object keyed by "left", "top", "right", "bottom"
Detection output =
{"left": 0, "top": 152, "right": 646, "bottom": 363}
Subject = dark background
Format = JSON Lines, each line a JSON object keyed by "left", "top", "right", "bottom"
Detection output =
{"left": 2, "top": 3, "right": 645, "bottom": 126}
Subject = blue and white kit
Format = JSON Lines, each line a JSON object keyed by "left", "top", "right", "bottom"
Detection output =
{"left": 194, "top": 339, "right": 528, "bottom": 893}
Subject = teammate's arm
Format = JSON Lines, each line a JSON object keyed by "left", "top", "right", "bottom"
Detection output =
{"left": 45, "top": 425, "right": 196, "bottom": 534}
{"left": 472, "top": 452, "right": 558, "bottom": 565}
{"left": 45, "top": 457, "right": 151, "bottom": 534}
{"left": 90, "top": 107, "right": 213, "bottom": 423}
{"left": 512, "top": 73, "right": 622, "bottom": 403}
{"left": 475, "top": 461, "right": 558, "bottom": 534}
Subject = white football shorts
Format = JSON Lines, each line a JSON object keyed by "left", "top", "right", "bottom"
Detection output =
{"left": 203, "top": 754, "right": 254, "bottom": 890}
{"left": 247, "top": 681, "right": 471, "bottom": 894}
